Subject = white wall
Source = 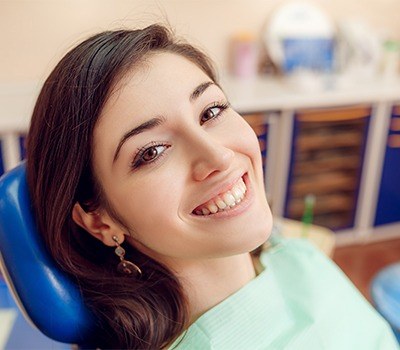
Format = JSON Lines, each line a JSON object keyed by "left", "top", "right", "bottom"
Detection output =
{"left": 1, "top": 0, "right": 400, "bottom": 81}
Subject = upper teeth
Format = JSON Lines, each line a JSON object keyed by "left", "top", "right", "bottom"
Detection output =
{"left": 194, "top": 177, "right": 247, "bottom": 216}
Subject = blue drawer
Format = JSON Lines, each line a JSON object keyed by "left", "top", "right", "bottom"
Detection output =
{"left": 374, "top": 108, "right": 400, "bottom": 226}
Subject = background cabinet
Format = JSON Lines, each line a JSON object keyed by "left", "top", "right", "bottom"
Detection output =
{"left": 374, "top": 105, "right": 400, "bottom": 226}
{"left": 242, "top": 113, "right": 269, "bottom": 169}
{"left": 0, "top": 135, "right": 26, "bottom": 177}
{"left": 284, "top": 106, "right": 371, "bottom": 231}
{"left": 0, "top": 142, "right": 4, "bottom": 175}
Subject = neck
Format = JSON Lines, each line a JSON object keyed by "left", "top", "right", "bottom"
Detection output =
{"left": 172, "top": 253, "right": 256, "bottom": 322}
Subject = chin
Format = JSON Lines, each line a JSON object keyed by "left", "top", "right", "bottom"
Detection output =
{"left": 251, "top": 200, "right": 274, "bottom": 244}
{"left": 231, "top": 213, "right": 274, "bottom": 256}
{"left": 250, "top": 218, "right": 273, "bottom": 251}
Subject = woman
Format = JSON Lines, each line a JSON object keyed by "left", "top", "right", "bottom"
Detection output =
{"left": 26, "top": 25, "right": 398, "bottom": 349}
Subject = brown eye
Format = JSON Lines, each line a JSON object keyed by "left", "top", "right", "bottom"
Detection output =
{"left": 131, "top": 143, "right": 170, "bottom": 170}
{"left": 142, "top": 145, "right": 164, "bottom": 162}
{"left": 201, "top": 106, "right": 221, "bottom": 124}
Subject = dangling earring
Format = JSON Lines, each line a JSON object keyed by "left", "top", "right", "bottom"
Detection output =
{"left": 112, "top": 235, "right": 142, "bottom": 277}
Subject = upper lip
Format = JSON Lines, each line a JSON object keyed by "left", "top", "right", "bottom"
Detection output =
{"left": 191, "top": 171, "right": 247, "bottom": 212}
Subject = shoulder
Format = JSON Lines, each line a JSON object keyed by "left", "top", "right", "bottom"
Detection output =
{"left": 261, "top": 238, "right": 397, "bottom": 341}
{"left": 260, "top": 237, "right": 336, "bottom": 273}
{"left": 260, "top": 237, "right": 358, "bottom": 296}
{"left": 259, "top": 237, "right": 368, "bottom": 314}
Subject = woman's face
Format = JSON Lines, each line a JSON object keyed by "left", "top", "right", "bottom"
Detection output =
{"left": 92, "top": 52, "right": 272, "bottom": 264}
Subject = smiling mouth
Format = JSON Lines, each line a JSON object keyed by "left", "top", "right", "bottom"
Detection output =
{"left": 192, "top": 176, "right": 248, "bottom": 216}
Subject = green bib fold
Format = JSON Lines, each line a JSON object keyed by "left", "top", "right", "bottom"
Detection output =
{"left": 170, "top": 238, "right": 399, "bottom": 350}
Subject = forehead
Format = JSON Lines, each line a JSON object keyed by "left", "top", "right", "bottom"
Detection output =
{"left": 93, "top": 52, "right": 213, "bottom": 162}
{"left": 98, "top": 52, "right": 211, "bottom": 126}
{"left": 103, "top": 52, "right": 210, "bottom": 115}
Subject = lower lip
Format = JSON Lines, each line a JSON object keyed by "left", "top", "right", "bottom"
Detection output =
{"left": 191, "top": 173, "right": 253, "bottom": 219}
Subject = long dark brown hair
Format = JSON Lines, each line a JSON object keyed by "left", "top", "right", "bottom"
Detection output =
{"left": 27, "top": 24, "right": 217, "bottom": 349}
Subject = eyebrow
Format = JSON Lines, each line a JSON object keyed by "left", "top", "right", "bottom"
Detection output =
{"left": 113, "top": 81, "right": 216, "bottom": 163}
{"left": 113, "top": 117, "right": 166, "bottom": 162}
{"left": 190, "top": 81, "right": 215, "bottom": 102}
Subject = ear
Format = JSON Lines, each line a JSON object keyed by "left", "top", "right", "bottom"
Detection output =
{"left": 72, "top": 202, "right": 125, "bottom": 247}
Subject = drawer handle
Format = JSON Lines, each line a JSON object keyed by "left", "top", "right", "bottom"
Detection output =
{"left": 390, "top": 117, "right": 400, "bottom": 131}
{"left": 393, "top": 105, "right": 400, "bottom": 115}
{"left": 297, "top": 108, "right": 370, "bottom": 122}
{"left": 388, "top": 134, "right": 400, "bottom": 148}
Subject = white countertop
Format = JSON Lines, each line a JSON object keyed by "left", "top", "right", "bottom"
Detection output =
{"left": 2, "top": 74, "right": 400, "bottom": 131}
{"left": 221, "top": 74, "right": 400, "bottom": 113}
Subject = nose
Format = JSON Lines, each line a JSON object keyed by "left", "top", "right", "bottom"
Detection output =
{"left": 190, "top": 132, "right": 235, "bottom": 181}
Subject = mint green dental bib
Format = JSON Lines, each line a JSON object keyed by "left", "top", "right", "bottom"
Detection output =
{"left": 169, "top": 238, "right": 398, "bottom": 350}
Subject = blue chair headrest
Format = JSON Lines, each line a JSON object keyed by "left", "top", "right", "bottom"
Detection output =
{"left": 0, "top": 162, "right": 99, "bottom": 345}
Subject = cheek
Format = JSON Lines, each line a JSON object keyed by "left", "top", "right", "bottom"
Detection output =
{"left": 231, "top": 115, "right": 264, "bottom": 165}
{"left": 108, "top": 172, "right": 185, "bottom": 239}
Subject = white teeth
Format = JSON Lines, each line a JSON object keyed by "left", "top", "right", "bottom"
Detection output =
{"left": 208, "top": 203, "right": 219, "bottom": 214}
{"left": 194, "top": 176, "right": 248, "bottom": 216}
{"left": 216, "top": 198, "right": 227, "bottom": 209}
{"left": 222, "top": 192, "right": 236, "bottom": 207}
{"left": 202, "top": 208, "right": 210, "bottom": 215}
{"left": 231, "top": 188, "right": 242, "bottom": 201}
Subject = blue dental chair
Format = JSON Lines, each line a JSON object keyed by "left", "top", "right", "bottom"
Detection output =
{"left": 0, "top": 162, "right": 99, "bottom": 347}
{"left": 371, "top": 262, "right": 400, "bottom": 343}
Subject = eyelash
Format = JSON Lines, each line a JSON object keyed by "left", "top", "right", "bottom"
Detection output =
{"left": 200, "top": 101, "right": 230, "bottom": 125}
{"left": 130, "top": 101, "right": 230, "bottom": 169}
{"left": 131, "top": 141, "right": 170, "bottom": 169}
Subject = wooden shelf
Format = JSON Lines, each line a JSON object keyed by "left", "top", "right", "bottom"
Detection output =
{"left": 293, "top": 154, "right": 360, "bottom": 176}
{"left": 288, "top": 193, "right": 355, "bottom": 217}
{"left": 290, "top": 171, "right": 357, "bottom": 196}
{"left": 285, "top": 106, "right": 370, "bottom": 231}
